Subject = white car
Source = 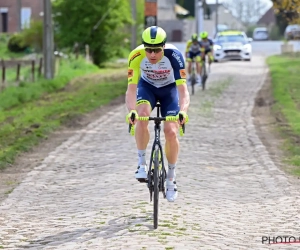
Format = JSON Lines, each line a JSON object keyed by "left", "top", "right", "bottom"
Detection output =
{"left": 213, "top": 31, "right": 252, "bottom": 62}
{"left": 253, "top": 27, "right": 269, "bottom": 40}
{"left": 284, "top": 24, "right": 300, "bottom": 40}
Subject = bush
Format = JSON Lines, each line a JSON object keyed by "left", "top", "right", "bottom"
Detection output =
{"left": 246, "top": 25, "right": 256, "bottom": 38}
{"left": 269, "top": 25, "right": 282, "bottom": 40}
{"left": 21, "top": 19, "right": 43, "bottom": 52}
{"left": 7, "top": 33, "right": 28, "bottom": 53}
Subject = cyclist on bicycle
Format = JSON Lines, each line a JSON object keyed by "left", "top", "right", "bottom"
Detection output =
{"left": 199, "top": 31, "right": 214, "bottom": 64}
{"left": 185, "top": 33, "right": 202, "bottom": 85}
{"left": 125, "top": 26, "right": 190, "bottom": 202}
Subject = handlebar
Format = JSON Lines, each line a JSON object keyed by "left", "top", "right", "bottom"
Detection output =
{"left": 128, "top": 113, "right": 185, "bottom": 136}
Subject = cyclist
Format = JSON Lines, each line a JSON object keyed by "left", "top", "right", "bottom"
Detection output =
{"left": 185, "top": 33, "right": 202, "bottom": 85}
{"left": 125, "top": 26, "right": 190, "bottom": 202}
{"left": 199, "top": 31, "right": 214, "bottom": 65}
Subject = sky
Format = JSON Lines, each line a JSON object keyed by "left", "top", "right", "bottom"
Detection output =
{"left": 206, "top": 0, "right": 273, "bottom": 9}
{"left": 205, "top": 0, "right": 273, "bottom": 22}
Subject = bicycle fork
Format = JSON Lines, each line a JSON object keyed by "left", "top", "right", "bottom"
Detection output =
{"left": 147, "top": 123, "right": 167, "bottom": 202}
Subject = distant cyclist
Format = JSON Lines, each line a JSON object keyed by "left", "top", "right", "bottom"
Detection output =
{"left": 199, "top": 31, "right": 214, "bottom": 65}
{"left": 185, "top": 33, "right": 202, "bottom": 85}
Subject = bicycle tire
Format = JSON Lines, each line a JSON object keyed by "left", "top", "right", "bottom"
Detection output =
{"left": 191, "top": 63, "right": 196, "bottom": 95}
{"left": 191, "top": 75, "right": 195, "bottom": 95}
{"left": 201, "top": 62, "right": 207, "bottom": 90}
{"left": 153, "top": 146, "right": 160, "bottom": 229}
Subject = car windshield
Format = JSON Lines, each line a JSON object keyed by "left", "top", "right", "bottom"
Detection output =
{"left": 256, "top": 31, "right": 267, "bottom": 34}
{"left": 217, "top": 35, "right": 246, "bottom": 43}
{"left": 287, "top": 25, "right": 300, "bottom": 31}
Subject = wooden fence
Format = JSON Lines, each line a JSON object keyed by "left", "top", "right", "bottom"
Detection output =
{"left": 1, "top": 58, "right": 43, "bottom": 91}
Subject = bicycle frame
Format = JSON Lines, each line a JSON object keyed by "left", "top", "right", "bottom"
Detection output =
{"left": 147, "top": 104, "right": 167, "bottom": 198}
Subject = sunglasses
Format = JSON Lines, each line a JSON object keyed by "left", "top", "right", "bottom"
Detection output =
{"left": 145, "top": 47, "right": 163, "bottom": 54}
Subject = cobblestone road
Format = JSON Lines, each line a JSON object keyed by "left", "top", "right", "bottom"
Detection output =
{"left": 1, "top": 55, "right": 300, "bottom": 250}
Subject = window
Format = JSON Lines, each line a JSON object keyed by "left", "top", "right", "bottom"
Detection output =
{"left": 21, "top": 7, "right": 31, "bottom": 29}
{"left": 0, "top": 8, "right": 8, "bottom": 32}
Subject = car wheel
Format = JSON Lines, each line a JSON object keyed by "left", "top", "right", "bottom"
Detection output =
{"left": 245, "top": 58, "right": 251, "bottom": 61}
{"left": 214, "top": 59, "right": 218, "bottom": 63}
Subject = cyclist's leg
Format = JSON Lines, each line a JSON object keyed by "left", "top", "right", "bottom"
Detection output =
{"left": 135, "top": 79, "right": 156, "bottom": 179}
{"left": 195, "top": 52, "right": 202, "bottom": 84}
{"left": 186, "top": 52, "right": 194, "bottom": 84}
{"left": 186, "top": 52, "right": 192, "bottom": 75}
{"left": 206, "top": 49, "right": 213, "bottom": 64}
{"left": 159, "top": 84, "right": 180, "bottom": 201}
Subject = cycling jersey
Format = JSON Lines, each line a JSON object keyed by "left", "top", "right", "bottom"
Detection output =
{"left": 185, "top": 39, "right": 201, "bottom": 53}
{"left": 200, "top": 39, "right": 214, "bottom": 51}
{"left": 128, "top": 43, "right": 186, "bottom": 88}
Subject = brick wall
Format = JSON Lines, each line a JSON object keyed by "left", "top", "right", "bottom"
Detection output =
{"left": 0, "top": 0, "right": 43, "bottom": 33}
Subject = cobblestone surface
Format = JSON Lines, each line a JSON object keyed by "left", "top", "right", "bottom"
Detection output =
{"left": 1, "top": 55, "right": 300, "bottom": 250}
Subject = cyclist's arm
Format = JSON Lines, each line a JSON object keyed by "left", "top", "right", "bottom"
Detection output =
{"left": 199, "top": 41, "right": 205, "bottom": 57}
{"left": 126, "top": 48, "right": 142, "bottom": 111}
{"left": 168, "top": 49, "right": 190, "bottom": 112}
{"left": 177, "top": 84, "right": 190, "bottom": 113}
{"left": 185, "top": 40, "right": 191, "bottom": 58}
{"left": 209, "top": 39, "right": 214, "bottom": 53}
{"left": 185, "top": 40, "right": 192, "bottom": 53}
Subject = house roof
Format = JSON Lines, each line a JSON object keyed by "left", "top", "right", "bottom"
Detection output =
{"left": 175, "top": 4, "right": 189, "bottom": 15}
{"left": 257, "top": 7, "right": 276, "bottom": 25}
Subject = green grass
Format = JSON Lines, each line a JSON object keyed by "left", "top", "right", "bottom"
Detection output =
{"left": 0, "top": 78, "right": 126, "bottom": 169}
{"left": 0, "top": 56, "right": 126, "bottom": 169}
{"left": 0, "top": 57, "right": 102, "bottom": 110}
{"left": 267, "top": 54, "right": 300, "bottom": 173}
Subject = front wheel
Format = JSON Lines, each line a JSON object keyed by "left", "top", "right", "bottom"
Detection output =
{"left": 153, "top": 147, "right": 160, "bottom": 229}
{"left": 201, "top": 63, "right": 207, "bottom": 90}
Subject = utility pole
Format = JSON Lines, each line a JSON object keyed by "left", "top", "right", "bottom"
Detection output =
{"left": 195, "top": 0, "right": 204, "bottom": 34}
{"left": 131, "top": 0, "right": 137, "bottom": 50}
{"left": 195, "top": 0, "right": 198, "bottom": 33}
{"left": 198, "top": 0, "right": 204, "bottom": 34}
{"left": 144, "top": 0, "right": 157, "bottom": 29}
{"left": 215, "top": 0, "right": 219, "bottom": 35}
{"left": 16, "top": 0, "right": 22, "bottom": 31}
{"left": 43, "top": 0, "right": 54, "bottom": 79}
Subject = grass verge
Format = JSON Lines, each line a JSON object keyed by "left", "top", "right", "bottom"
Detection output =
{"left": 0, "top": 57, "right": 127, "bottom": 169}
{"left": 267, "top": 53, "right": 300, "bottom": 174}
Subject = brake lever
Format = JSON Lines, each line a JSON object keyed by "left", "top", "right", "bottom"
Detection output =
{"left": 128, "top": 112, "right": 136, "bottom": 133}
{"left": 179, "top": 113, "right": 185, "bottom": 134}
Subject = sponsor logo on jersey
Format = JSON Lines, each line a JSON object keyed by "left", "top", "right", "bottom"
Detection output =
{"left": 172, "top": 52, "right": 183, "bottom": 67}
{"left": 128, "top": 69, "right": 133, "bottom": 78}
{"left": 179, "top": 69, "right": 186, "bottom": 79}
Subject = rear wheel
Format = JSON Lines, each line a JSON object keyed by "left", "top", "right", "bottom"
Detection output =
{"left": 153, "top": 146, "right": 160, "bottom": 229}
{"left": 201, "top": 62, "right": 207, "bottom": 90}
{"left": 191, "top": 74, "right": 196, "bottom": 95}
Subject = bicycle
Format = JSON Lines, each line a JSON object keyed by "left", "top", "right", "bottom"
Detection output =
{"left": 200, "top": 54, "right": 212, "bottom": 91}
{"left": 128, "top": 102, "right": 185, "bottom": 229}
{"left": 190, "top": 59, "right": 197, "bottom": 95}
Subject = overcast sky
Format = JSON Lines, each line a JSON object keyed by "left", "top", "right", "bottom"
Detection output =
{"left": 205, "top": 0, "right": 273, "bottom": 22}
{"left": 206, "top": 0, "right": 273, "bottom": 9}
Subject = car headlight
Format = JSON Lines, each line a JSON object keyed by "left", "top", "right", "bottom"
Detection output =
{"left": 243, "top": 44, "right": 251, "bottom": 51}
{"left": 214, "top": 45, "right": 222, "bottom": 50}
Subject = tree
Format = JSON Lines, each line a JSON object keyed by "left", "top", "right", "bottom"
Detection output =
{"left": 272, "top": 0, "right": 300, "bottom": 24}
{"left": 271, "top": 0, "right": 300, "bottom": 35}
{"left": 53, "top": 0, "right": 132, "bottom": 66}
{"left": 223, "top": 0, "right": 268, "bottom": 27}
